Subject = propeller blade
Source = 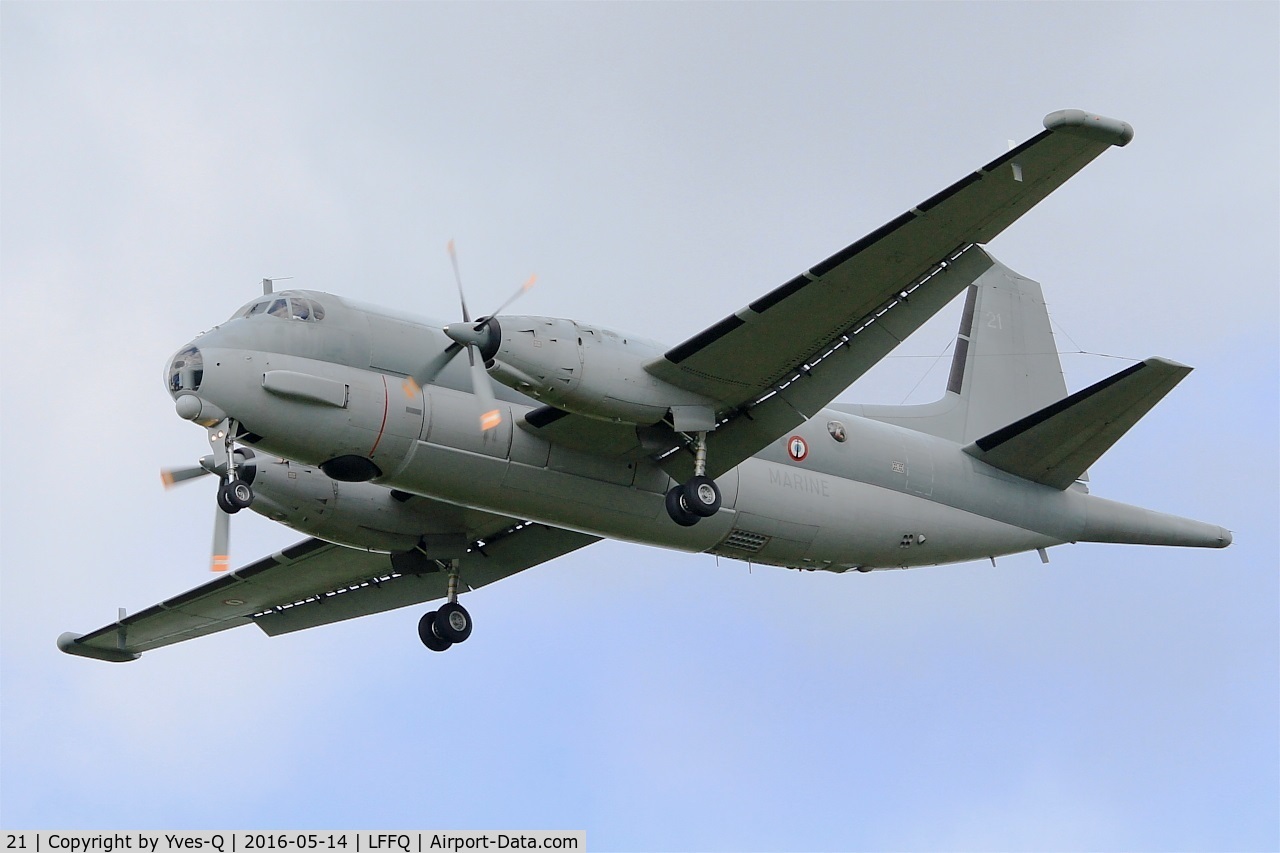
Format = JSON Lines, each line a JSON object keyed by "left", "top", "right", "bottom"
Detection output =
{"left": 161, "top": 453, "right": 257, "bottom": 487}
{"left": 210, "top": 504, "right": 231, "bottom": 572}
{"left": 447, "top": 238, "right": 471, "bottom": 324}
{"left": 402, "top": 341, "right": 464, "bottom": 397}
{"left": 467, "top": 346, "right": 503, "bottom": 431}
{"left": 161, "top": 464, "right": 212, "bottom": 489}
{"left": 484, "top": 274, "right": 537, "bottom": 325}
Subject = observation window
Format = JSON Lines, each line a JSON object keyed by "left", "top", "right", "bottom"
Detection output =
{"left": 168, "top": 346, "right": 203, "bottom": 392}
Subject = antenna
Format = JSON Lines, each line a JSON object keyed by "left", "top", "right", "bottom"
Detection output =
{"left": 262, "top": 276, "right": 294, "bottom": 295}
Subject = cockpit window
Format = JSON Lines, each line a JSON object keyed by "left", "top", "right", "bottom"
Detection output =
{"left": 234, "top": 295, "right": 325, "bottom": 322}
{"left": 168, "top": 346, "right": 203, "bottom": 392}
{"left": 290, "top": 297, "right": 325, "bottom": 321}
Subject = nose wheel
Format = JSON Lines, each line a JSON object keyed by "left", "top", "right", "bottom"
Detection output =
{"left": 418, "top": 560, "right": 474, "bottom": 652}
{"left": 665, "top": 431, "right": 722, "bottom": 525}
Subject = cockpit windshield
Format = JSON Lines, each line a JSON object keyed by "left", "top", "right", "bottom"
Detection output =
{"left": 233, "top": 295, "right": 325, "bottom": 323}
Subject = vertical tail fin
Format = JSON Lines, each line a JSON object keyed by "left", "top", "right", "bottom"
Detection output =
{"left": 842, "top": 250, "right": 1069, "bottom": 445}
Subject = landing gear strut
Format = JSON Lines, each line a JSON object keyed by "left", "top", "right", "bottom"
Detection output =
{"left": 665, "top": 431, "right": 721, "bottom": 525}
{"left": 209, "top": 419, "right": 254, "bottom": 514}
{"left": 418, "top": 560, "right": 474, "bottom": 652}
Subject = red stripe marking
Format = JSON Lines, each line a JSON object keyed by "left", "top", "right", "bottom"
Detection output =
{"left": 369, "top": 375, "right": 390, "bottom": 456}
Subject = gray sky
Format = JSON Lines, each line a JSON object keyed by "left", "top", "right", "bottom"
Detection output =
{"left": 2, "top": 3, "right": 1276, "bottom": 849}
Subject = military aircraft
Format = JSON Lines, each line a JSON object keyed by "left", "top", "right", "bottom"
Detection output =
{"left": 59, "top": 109, "right": 1231, "bottom": 663}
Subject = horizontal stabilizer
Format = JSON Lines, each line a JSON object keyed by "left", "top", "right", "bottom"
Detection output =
{"left": 964, "top": 358, "right": 1192, "bottom": 489}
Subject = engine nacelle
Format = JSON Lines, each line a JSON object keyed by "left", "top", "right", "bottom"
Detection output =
{"left": 248, "top": 456, "right": 445, "bottom": 553}
{"left": 486, "top": 315, "right": 716, "bottom": 425}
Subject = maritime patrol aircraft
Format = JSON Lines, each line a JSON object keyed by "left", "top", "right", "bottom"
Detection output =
{"left": 59, "top": 109, "right": 1231, "bottom": 662}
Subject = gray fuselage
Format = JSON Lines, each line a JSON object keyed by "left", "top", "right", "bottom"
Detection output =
{"left": 169, "top": 290, "right": 1229, "bottom": 573}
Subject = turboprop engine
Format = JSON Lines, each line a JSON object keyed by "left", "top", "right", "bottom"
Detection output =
{"left": 476, "top": 315, "right": 718, "bottom": 427}
{"left": 404, "top": 241, "right": 719, "bottom": 433}
{"left": 248, "top": 456, "right": 457, "bottom": 553}
{"left": 165, "top": 450, "right": 463, "bottom": 558}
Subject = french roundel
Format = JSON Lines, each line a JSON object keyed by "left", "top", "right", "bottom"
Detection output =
{"left": 787, "top": 435, "right": 808, "bottom": 462}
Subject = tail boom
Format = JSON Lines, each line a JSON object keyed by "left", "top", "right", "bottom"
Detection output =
{"left": 1079, "top": 495, "right": 1232, "bottom": 548}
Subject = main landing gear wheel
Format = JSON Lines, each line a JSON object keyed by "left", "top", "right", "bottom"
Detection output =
{"left": 216, "top": 478, "right": 254, "bottom": 514}
{"left": 682, "top": 475, "right": 721, "bottom": 517}
{"left": 418, "top": 611, "right": 453, "bottom": 652}
{"left": 434, "top": 602, "right": 473, "bottom": 643}
{"left": 665, "top": 485, "right": 701, "bottom": 527}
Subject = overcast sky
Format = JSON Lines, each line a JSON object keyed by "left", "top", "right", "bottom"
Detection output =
{"left": 2, "top": 3, "right": 1276, "bottom": 850}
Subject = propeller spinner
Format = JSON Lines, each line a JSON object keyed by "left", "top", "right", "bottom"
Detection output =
{"left": 402, "top": 240, "right": 535, "bottom": 432}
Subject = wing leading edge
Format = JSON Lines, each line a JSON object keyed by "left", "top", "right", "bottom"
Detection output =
{"left": 647, "top": 109, "right": 1133, "bottom": 480}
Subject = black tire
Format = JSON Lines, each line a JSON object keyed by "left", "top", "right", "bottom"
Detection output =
{"left": 217, "top": 479, "right": 253, "bottom": 513}
{"left": 665, "top": 486, "right": 700, "bottom": 526}
{"left": 434, "top": 602, "right": 473, "bottom": 643}
{"left": 682, "top": 476, "right": 721, "bottom": 517}
{"left": 418, "top": 611, "right": 453, "bottom": 652}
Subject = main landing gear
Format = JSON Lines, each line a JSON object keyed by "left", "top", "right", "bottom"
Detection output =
{"left": 665, "top": 431, "right": 721, "bottom": 526}
{"left": 217, "top": 478, "right": 253, "bottom": 513}
{"left": 418, "top": 560, "right": 473, "bottom": 652}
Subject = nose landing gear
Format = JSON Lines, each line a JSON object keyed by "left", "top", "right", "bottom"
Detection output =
{"left": 417, "top": 560, "right": 474, "bottom": 652}
{"left": 665, "top": 431, "right": 722, "bottom": 526}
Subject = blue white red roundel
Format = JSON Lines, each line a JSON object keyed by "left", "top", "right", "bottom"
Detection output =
{"left": 787, "top": 435, "right": 808, "bottom": 462}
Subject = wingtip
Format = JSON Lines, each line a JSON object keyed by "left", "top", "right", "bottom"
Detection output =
{"left": 57, "top": 632, "right": 140, "bottom": 663}
{"left": 1043, "top": 109, "right": 1135, "bottom": 147}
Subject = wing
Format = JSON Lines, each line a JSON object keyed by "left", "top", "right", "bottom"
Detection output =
{"left": 59, "top": 521, "right": 599, "bottom": 662}
{"left": 647, "top": 110, "right": 1134, "bottom": 479}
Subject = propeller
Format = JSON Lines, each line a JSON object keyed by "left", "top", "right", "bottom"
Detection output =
{"left": 161, "top": 451, "right": 256, "bottom": 572}
{"left": 160, "top": 456, "right": 217, "bottom": 488}
{"left": 402, "top": 240, "right": 535, "bottom": 432}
